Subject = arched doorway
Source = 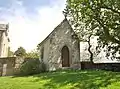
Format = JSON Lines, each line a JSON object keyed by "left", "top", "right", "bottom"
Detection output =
{"left": 61, "top": 46, "right": 70, "bottom": 67}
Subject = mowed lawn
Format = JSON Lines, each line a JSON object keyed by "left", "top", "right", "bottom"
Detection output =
{"left": 0, "top": 70, "right": 120, "bottom": 89}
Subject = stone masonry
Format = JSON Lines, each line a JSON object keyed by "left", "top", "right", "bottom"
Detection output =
{"left": 39, "top": 18, "right": 80, "bottom": 71}
{"left": 0, "top": 24, "right": 9, "bottom": 57}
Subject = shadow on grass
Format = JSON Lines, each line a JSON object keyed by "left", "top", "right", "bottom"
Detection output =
{"left": 32, "top": 70, "right": 120, "bottom": 89}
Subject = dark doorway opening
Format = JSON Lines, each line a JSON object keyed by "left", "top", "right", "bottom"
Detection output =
{"left": 61, "top": 46, "right": 70, "bottom": 67}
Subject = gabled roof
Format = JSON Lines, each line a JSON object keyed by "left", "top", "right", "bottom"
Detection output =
{"left": 38, "top": 18, "right": 78, "bottom": 47}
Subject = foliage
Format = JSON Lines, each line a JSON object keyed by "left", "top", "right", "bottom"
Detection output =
{"left": 14, "top": 47, "right": 26, "bottom": 57}
{"left": 0, "top": 70, "right": 120, "bottom": 89}
{"left": 64, "top": 0, "right": 95, "bottom": 62}
{"left": 25, "top": 50, "right": 39, "bottom": 59}
{"left": 64, "top": 0, "right": 120, "bottom": 60}
{"left": 19, "top": 59, "right": 46, "bottom": 76}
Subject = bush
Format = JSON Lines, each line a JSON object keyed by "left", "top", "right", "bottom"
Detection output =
{"left": 19, "top": 59, "right": 46, "bottom": 76}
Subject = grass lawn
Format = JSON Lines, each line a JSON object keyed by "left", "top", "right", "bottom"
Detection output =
{"left": 0, "top": 70, "right": 120, "bottom": 89}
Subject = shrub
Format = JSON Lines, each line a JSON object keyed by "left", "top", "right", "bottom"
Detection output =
{"left": 19, "top": 59, "right": 46, "bottom": 76}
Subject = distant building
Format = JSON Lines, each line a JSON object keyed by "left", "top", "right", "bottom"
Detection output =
{"left": 0, "top": 24, "right": 10, "bottom": 57}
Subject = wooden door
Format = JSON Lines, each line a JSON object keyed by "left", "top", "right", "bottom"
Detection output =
{"left": 61, "top": 46, "right": 70, "bottom": 67}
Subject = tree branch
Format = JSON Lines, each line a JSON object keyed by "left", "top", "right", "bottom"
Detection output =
{"left": 87, "top": 34, "right": 93, "bottom": 63}
{"left": 91, "top": 11, "right": 120, "bottom": 44}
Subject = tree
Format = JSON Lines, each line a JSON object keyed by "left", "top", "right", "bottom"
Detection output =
{"left": 14, "top": 47, "right": 26, "bottom": 57}
{"left": 64, "top": 0, "right": 120, "bottom": 60}
{"left": 64, "top": 0, "right": 96, "bottom": 62}
{"left": 25, "top": 50, "right": 39, "bottom": 59}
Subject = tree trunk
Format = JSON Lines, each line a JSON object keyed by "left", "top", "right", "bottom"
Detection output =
{"left": 87, "top": 35, "right": 94, "bottom": 63}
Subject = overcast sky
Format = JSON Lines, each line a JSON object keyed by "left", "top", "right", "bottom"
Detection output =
{"left": 0, "top": 0, "right": 66, "bottom": 52}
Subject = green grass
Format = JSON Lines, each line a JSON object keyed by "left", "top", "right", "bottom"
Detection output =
{"left": 0, "top": 70, "right": 120, "bottom": 89}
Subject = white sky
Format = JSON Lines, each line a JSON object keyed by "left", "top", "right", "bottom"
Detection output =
{"left": 0, "top": 0, "right": 66, "bottom": 52}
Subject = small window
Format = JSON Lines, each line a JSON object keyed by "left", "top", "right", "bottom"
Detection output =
{"left": 41, "top": 46, "right": 44, "bottom": 59}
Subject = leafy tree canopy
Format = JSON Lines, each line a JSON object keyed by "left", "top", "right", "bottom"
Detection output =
{"left": 14, "top": 47, "right": 26, "bottom": 57}
{"left": 25, "top": 50, "right": 39, "bottom": 59}
{"left": 64, "top": 0, "right": 120, "bottom": 60}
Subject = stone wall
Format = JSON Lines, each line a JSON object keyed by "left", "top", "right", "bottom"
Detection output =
{"left": 13, "top": 57, "right": 25, "bottom": 75}
{"left": 0, "top": 57, "right": 38, "bottom": 76}
{"left": 39, "top": 19, "right": 80, "bottom": 71}
{"left": 81, "top": 62, "right": 120, "bottom": 71}
{"left": 14, "top": 57, "right": 40, "bottom": 75}
{"left": 1, "top": 32, "right": 9, "bottom": 57}
{"left": 0, "top": 57, "right": 16, "bottom": 76}
{"left": 0, "top": 24, "right": 9, "bottom": 57}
